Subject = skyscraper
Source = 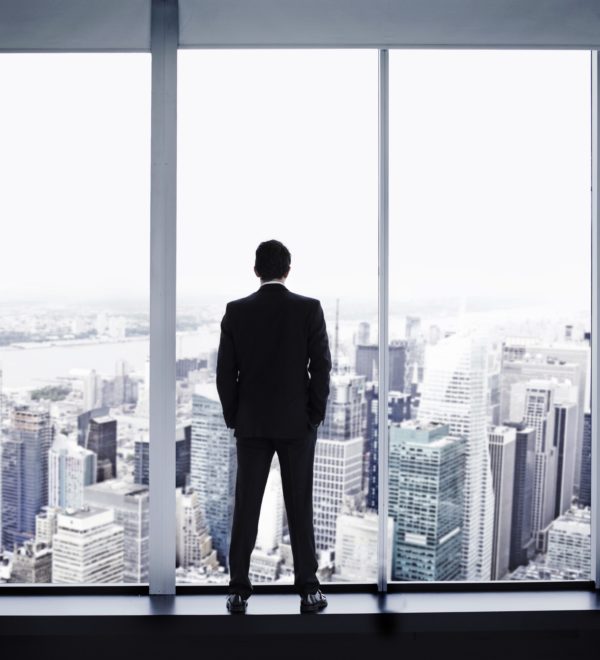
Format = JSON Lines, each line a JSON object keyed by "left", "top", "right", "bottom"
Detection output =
{"left": 77, "top": 406, "right": 109, "bottom": 447}
{"left": 52, "top": 507, "right": 124, "bottom": 584}
{"left": 8, "top": 540, "right": 52, "bottom": 583}
{"left": 190, "top": 383, "right": 236, "bottom": 568}
{"left": 319, "top": 372, "right": 366, "bottom": 441}
{"left": 417, "top": 333, "right": 495, "bottom": 581}
{"left": 313, "top": 435, "right": 363, "bottom": 552}
{"left": 84, "top": 479, "right": 149, "bottom": 583}
{"left": 511, "top": 379, "right": 557, "bottom": 544}
{"left": 356, "top": 321, "right": 370, "bottom": 345}
{"left": 175, "top": 486, "right": 219, "bottom": 571}
{"left": 313, "top": 372, "right": 366, "bottom": 554}
{"left": 334, "top": 511, "right": 393, "bottom": 582}
{"left": 546, "top": 507, "right": 591, "bottom": 579}
{"left": 505, "top": 422, "right": 536, "bottom": 571}
{"left": 364, "top": 383, "right": 411, "bottom": 511}
{"left": 83, "top": 415, "right": 117, "bottom": 482}
{"left": 488, "top": 425, "right": 517, "bottom": 580}
{"left": 1, "top": 405, "right": 54, "bottom": 549}
{"left": 578, "top": 411, "right": 591, "bottom": 507}
{"left": 389, "top": 420, "right": 465, "bottom": 581}
{"left": 255, "top": 464, "right": 284, "bottom": 552}
{"left": 510, "top": 377, "right": 578, "bottom": 550}
{"left": 69, "top": 368, "right": 100, "bottom": 410}
{"left": 355, "top": 341, "right": 408, "bottom": 392}
{"left": 552, "top": 397, "right": 578, "bottom": 518}
{"left": 134, "top": 422, "right": 191, "bottom": 489}
{"left": 48, "top": 434, "right": 97, "bottom": 510}
{"left": 405, "top": 315, "right": 421, "bottom": 340}
{"left": 502, "top": 338, "right": 590, "bottom": 495}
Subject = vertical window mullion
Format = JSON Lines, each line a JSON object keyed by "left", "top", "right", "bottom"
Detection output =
{"left": 149, "top": 0, "right": 178, "bottom": 595}
{"left": 591, "top": 50, "right": 600, "bottom": 591}
{"left": 377, "top": 48, "right": 390, "bottom": 593}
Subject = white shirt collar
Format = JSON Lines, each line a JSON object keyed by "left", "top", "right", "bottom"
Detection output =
{"left": 260, "top": 280, "right": 286, "bottom": 286}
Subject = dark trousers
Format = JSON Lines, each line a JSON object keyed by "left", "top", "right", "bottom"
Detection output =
{"left": 228, "top": 428, "right": 320, "bottom": 598}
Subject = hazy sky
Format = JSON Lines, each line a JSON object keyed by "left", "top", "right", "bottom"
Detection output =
{"left": 0, "top": 50, "right": 591, "bottom": 313}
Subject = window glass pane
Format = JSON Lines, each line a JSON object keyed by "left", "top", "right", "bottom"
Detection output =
{"left": 388, "top": 50, "right": 591, "bottom": 582}
{"left": 0, "top": 54, "right": 151, "bottom": 584}
{"left": 177, "top": 50, "right": 379, "bottom": 585}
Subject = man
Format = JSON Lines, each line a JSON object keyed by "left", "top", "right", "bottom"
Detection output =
{"left": 216, "top": 239, "right": 331, "bottom": 614}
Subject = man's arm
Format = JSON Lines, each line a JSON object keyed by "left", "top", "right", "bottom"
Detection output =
{"left": 216, "top": 303, "right": 238, "bottom": 428}
{"left": 307, "top": 301, "right": 332, "bottom": 427}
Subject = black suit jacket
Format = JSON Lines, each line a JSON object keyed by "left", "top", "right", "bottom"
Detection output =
{"left": 216, "top": 283, "right": 332, "bottom": 439}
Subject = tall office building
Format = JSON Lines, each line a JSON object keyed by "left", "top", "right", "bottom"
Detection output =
{"left": 512, "top": 380, "right": 557, "bottom": 544}
{"left": 405, "top": 315, "right": 421, "bottom": 340}
{"left": 502, "top": 338, "right": 590, "bottom": 495}
{"left": 134, "top": 422, "right": 191, "bottom": 489}
{"left": 52, "top": 507, "right": 124, "bottom": 584}
{"left": 364, "top": 383, "right": 411, "bottom": 511}
{"left": 553, "top": 397, "right": 578, "bottom": 518}
{"left": 135, "top": 355, "right": 151, "bottom": 417}
{"left": 176, "top": 357, "right": 208, "bottom": 380}
{"left": 313, "top": 372, "right": 366, "bottom": 553}
{"left": 175, "top": 487, "right": 219, "bottom": 571}
{"left": 486, "top": 347, "right": 502, "bottom": 426}
{"left": 35, "top": 506, "right": 58, "bottom": 547}
{"left": 69, "top": 368, "right": 100, "bottom": 410}
{"left": 190, "top": 383, "right": 236, "bottom": 568}
{"left": 389, "top": 420, "right": 465, "bottom": 581}
{"left": 48, "top": 434, "right": 96, "bottom": 510}
{"left": 501, "top": 353, "right": 580, "bottom": 424}
{"left": 488, "top": 425, "right": 517, "bottom": 580}
{"left": 8, "top": 540, "right": 52, "bottom": 583}
{"left": 313, "top": 435, "right": 363, "bottom": 552}
{"left": 417, "top": 334, "right": 495, "bottom": 581}
{"left": 579, "top": 411, "right": 591, "bottom": 507}
{"left": 319, "top": 372, "right": 366, "bottom": 441}
{"left": 77, "top": 406, "right": 109, "bottom": 447}
{"left": 113, "top": 360, "right": 137, "bottom": 406}
{"left": 334, "top": 511, "right": 393, "bottom": 582}
{"left": 356, "top": 321, "right": 371, "bottom": 345}
{"left": 504, "top": 422, "right": 536, "bottom": 571}
{"left": 84, "top": 479, "right": 149, "bottom": 583}
{"left": 546, "top": 507, "right": 591, "bottom": 579}
{"left": 82, "top": 415, "right": 117, "bottom": 482}
{"left": 1, "top": 405, "right": 54, "bottom": 548}
{"left": 355, "top": 341, "right": 407, "bottom": 392}
{"left": 255, "top": 465, "right": 284, "bottom": 552}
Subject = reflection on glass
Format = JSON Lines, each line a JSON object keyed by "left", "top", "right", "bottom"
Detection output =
{"left": 0, "top": 54, "right": 151, "bottom": 584}
{"left": 176, "top": 50, "right": 379, "bottom": 585}
{"left": 388, "top": 50, "right": 592, "bottom": 582}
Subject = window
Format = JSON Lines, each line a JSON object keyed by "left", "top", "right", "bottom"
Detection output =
{"left": 0, "top": 2, "right": 596, "bottom": 595}
{"left": 388, "top": 50, "right": 592, "bottom": 582}
{"left": 176, "top": 50, "right": 378, "bottom": 585}
{"left": 0, "top": 54, "right": 151, "bottom": 584}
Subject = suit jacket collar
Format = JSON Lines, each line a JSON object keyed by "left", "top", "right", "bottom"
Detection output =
{"left": 257, "top": 283, "right": 288, "bottom": 293}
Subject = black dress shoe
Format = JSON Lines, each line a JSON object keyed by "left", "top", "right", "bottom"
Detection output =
{"left": 226, "top": 593, "right": 248, "bottom": 614}
{"left": 300, "top": 589, "right": 328, "bottom": 614}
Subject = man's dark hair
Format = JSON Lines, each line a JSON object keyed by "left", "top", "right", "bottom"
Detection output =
{"left": 255, "top": 240, "right": 291, "bottom": 281}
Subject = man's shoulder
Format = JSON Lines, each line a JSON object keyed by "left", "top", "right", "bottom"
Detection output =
{"left": 285, "top": 290, "right": 321, "bottom": 307}
{"left": 226, "top": 289, "right": 321, "bottom": 309}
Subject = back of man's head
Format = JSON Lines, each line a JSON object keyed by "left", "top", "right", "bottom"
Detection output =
{"left": 255, "top": 240, "right": 291, "bottom": 281}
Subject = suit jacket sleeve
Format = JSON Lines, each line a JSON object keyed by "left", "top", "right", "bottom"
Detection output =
{"left": 307, "top": 301, "right": 332, "bottom": 426}
{"left": 216, "top": 303, "right": 238, "bottom": 428}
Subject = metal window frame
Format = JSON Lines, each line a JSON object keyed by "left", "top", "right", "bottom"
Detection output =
{"left": 591, "top": 50, "right": 599, "bottom": 591}
{"left": 149, "top": 0, "right": 178, "bottom": 595}
{"left": 0, "top": 0, "right": 596, "bottom": 596}
{"left": 377, "top": 49, "right": 390, "bottom": 593}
